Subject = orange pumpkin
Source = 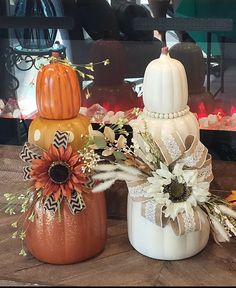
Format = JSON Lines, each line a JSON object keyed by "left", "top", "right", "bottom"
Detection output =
{"left": 36, "top": 62, "right": 81, "bottom": 120}
{"left": 25, "top": 192, "right": 107, "bottom": 264}
{"left": 28, "top": 113, "right": 90, "bottom": 151}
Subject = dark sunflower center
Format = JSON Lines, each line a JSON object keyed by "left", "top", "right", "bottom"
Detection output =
{"left": 163, "top": 179, "right": 192, "bottom": 203}
{"left": 48, "top": 161, "right": 71, "bottom": 184}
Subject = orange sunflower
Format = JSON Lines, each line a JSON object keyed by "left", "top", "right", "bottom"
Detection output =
{"left": 30, "top": 144, "right": 89, "bottom": 201}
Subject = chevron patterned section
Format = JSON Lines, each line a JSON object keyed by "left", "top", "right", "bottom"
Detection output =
{"left": 20, "top": 142, "right": 41, "bottom": 163}
{"left": 67, "top": 191, "right": 86, "bottom": 215}
{"left": 23, "top": 166, "right": 32, "bottom": 181}
{"left": 85, "top": 175, "right": 95, "bottom": 189}
{"left": 44, "top": 194, "right": 63, "bottom": 214}
{"left": 53, "top": 131, "right": 69, "bottom": 149}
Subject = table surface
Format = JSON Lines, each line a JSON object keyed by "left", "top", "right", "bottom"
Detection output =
{"left": 0, "top": 145, "right": 236, "bottom": 286}
{"left": 0, "top": 214, "right": 235, "bottom": 287}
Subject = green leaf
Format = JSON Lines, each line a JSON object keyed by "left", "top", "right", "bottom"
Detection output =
{"left": 103, "top": 59, "right": 110, "bottom": 66}
{"left": 86, "top": 74, "right": 94, "bottom": 80}
{"left": 28, "top": 212, "right": 35, "bottom": 222}
{"left": 11, "top": 221, "right": 18, "bottom": 228}
{"left": 19, "top": 231, "right": 26, "bottom": 240}
{"left": 77, "top": 70, "right": 85, "bottom": 78}
{"left": 84, "top": 63, "right": 94, "bottom": 71}
{"left": 12, "top": 231, "right": 18, "bottom": 239}
{"left": 94, "top": 136, "right": 107, "bottom": 149}
{"left": 19, "top": 249, "right": 27, "bottom": 257}
{"left": 113, "top": 151, "right": 126, "bottom": 161}
{"left": 9, "top": 208, "right": 15, "bottom": 215}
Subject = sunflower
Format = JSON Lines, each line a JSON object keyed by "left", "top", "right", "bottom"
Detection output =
{"left": 30, "top": 144, "right": 89, "bottom": 201}
{"left": 144, "top": 162, "right": 210, "bottom": 220}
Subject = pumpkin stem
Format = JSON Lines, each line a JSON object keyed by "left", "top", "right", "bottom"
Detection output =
{"left": 50, "top": 51, "right": 62, "bottom": 64}
{"left": 161, "top": 46, "right": 169, "bottom": 55}
{"left": 51, "top": 51, "right": 60, "bottom": 58}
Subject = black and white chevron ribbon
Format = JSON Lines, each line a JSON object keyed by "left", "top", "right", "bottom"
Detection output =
{"left": 23, "top": 166, "right": 32, "bottom": 181}
{"left": 20, "top": 142, "right": 41, "bottom": 163}
{"left": 53, "top": 131, "right": 69, "bottom": 149}
{"left": 85, "top": 175, "right": 95, "bottom": 189}
{"left": 43, "top": 192, "right": 85, "bottom": 214}
{"left": 66, "top": 191, "right": 86, "bottom": 215}
{"left": 44, "top": 194, "right": 63, "bottom": 214}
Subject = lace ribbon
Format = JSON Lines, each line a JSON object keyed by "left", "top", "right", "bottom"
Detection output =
{"left": 128, "top": 133, "right": 213, "bottom": 235}
{"left": 129, "top": 184, "right": 202, "bottom": 236}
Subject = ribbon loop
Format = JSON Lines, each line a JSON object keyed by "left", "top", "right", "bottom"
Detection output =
{"left": 66, "top": 191, "right": 86, "bottom": 215}
{"left": 53, "top": 130, "right": 69, "bottom": 149}
{"left": 170, "top": 206, "right": 202, "bottom": 236}
{"left": 20, "top": 142, "right": 42, "bottom": 163}
{"left": 127, "top": 132, "right": 213, "bottom": 236}
{"left": 155, "top": 132, "right": 185, "bottom": 166}
{"left": 178, "top": 135, "right": 208, "bottom": 169}
{"left": 198, "top": 154, "right": 214, "bottom": 182}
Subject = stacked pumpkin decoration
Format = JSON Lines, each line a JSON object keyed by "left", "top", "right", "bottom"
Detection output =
{"left": 134, "top": 46, "right": 200, "bottom": 142}
{"left": 128, "top": 47, "right": 211, "bottom": 260}
{"left": 21, "top": 55, "right": 107, "bottom": 264}
{"left": 81, "top": 38, "right": 142, "bottom": 112}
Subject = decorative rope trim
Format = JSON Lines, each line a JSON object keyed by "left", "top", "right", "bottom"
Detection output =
{"left": 143, "top": 106, "right": 190, "bottom": 119}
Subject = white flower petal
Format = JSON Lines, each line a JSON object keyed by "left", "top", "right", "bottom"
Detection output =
{"left": 160, "top": 162, "right": 169, "bottom": 171}
{"left": 182, "top": 170, "right": 198, "bottom": 186}
{"left": 156, "top": 169, "right": 173, "bottom": 179}
{"left": 172, "top": 163, "right": 184, "bottom": 177}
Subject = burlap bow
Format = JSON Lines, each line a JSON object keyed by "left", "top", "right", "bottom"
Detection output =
{"left": 128, "top": 132, "right": 213, "bottom": 236}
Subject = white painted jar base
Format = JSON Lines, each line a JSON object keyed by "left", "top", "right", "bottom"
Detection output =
{"left": 127, "top": 194, "right": 210, "bottom": 260}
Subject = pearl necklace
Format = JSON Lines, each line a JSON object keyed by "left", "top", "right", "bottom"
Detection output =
{"left": 143, "top": 106, "right": 190, "bottom": 119}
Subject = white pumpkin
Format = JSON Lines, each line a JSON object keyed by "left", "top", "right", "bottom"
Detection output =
{"left": 142, "top": 48, "right": 188, "bottom": 114}
{"left": 127, "top": 194, "right": 210, "bottom": 260}
{"left": 126, "top": 47, "right": 210, "bottom": 260}
{"left": 131, "top": 110, "right": 200, "bottom": 143}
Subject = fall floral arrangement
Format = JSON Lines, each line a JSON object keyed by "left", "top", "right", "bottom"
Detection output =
{"left": 3, "top": 110, "right": 236, "bottom": 256}
{"left": 1, "top": 109, "right": 136, "bottom": 257}
{"left": 3, "top": 130, "right": 101, "bottom": 256}
{"left": 88, "top": 117, "right": 236, "bottom": 243}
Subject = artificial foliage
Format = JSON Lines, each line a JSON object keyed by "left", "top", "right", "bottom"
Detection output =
{"left": 2, "top": 109, "right": 236, "bottom": 256}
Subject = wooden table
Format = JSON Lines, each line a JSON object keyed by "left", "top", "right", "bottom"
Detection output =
{"left": 0, "top": 145, "right": 236, "bottom": 286}
{"left": 0, "top": 214, "right": 235, "bottom": 286}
